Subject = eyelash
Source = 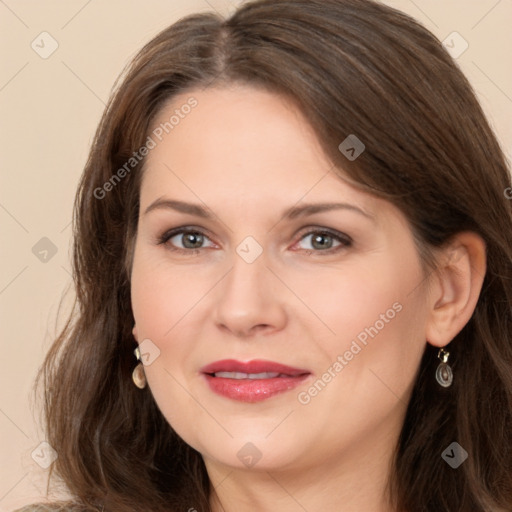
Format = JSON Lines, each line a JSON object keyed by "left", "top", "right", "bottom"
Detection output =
{"left": 157, "top": 226, "right": 353, "bottom": 256}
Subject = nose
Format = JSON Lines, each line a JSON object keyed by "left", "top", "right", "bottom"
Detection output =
{"left": 213, "top": 250, "right": 287, "bottom": 339}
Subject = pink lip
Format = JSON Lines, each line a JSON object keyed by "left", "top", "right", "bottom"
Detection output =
{"left": 200, "top": 359, "right": 309, "bottom": 376}
{"left": 200, "top": 359, "right": 311, "bottom": 403}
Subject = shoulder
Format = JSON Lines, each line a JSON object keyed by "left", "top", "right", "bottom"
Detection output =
{"left": 12, "top": 506, "right": 60, "bottom": 512}
{"left": 12, "top": 503, "right": 89, "bottom": 512}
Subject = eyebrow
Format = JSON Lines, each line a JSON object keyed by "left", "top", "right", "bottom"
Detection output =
{"left": 143, "top": 198, "right": 375, "bottom": 222}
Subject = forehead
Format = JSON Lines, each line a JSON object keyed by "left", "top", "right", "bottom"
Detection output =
{"left": 146, "top": 85, "right": 326, "bottom": 172}
{"left": 140, "top": 84, "right": 379, "bottom": 217}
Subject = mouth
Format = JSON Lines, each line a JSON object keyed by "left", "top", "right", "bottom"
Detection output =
{"left": 200, "top": 359, "right": 312, "bottom": 403}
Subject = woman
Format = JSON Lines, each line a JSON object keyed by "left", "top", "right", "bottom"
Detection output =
{"left": 15, "top": 0, "right": 512, "bottom": 510}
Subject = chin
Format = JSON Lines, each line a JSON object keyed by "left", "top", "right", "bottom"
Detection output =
{"left": 197, "top": 436, "right": 303, "bottom": 472}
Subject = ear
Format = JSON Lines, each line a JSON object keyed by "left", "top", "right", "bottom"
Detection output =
{"left": 132, "top": 324, "right": 139, "bottom": 341}
{"left": 426, "top": 232, "right": 486, "bottom": 348}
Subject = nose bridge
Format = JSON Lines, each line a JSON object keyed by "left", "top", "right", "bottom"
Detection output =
{"left": 222, "top": 239, "right": 270, "bottom": 307}
{"left": 213, "top": 237, "right": 286, "bottom": 336}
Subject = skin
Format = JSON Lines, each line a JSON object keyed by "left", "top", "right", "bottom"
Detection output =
{"left": 130, "top": 83, "right": 486, "bottom": 512}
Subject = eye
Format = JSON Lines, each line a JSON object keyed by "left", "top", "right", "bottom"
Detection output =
{"left": 293, "top": 228, "right": 352, "bottom": 255}
{"left": 157, "top": 226, "right": 352, "bottom": 256}
{"left": 158, "top": 228, "right": 215, "bottom": 255}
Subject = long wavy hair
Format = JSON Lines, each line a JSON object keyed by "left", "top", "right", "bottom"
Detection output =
{"left": 29, "top": 0, "right": 512, "bottom": 510}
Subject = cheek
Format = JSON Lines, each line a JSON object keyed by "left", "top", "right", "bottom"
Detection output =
{"left": 130, "top": 247, "right": 205, "bottom": 338}
{"left": 130, "top": 248, "right": 204, "bottom": 428}
{"left": 302, "top": 249, "right": 427, "bottom": 392}
{"left": 292, "top": 255, "right": 420, "bottom": 348}
{"left": 294, "top": 279, "right": 426, "bottom": 450}
{"left": 130, "top": 245, "right": 216, "bottom": 406}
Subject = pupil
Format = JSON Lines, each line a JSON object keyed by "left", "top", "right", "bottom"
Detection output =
{"left": 312, "top": 234, "right": 332, "bottom": 250}
{"left": 184, "top": 233, "right": 202, "bottom": 248}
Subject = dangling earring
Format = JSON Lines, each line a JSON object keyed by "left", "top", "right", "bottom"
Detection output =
{"left": 132, "top": 346, "right": 147, "bottom": 389}
{"left": 435, "top": 348, "right": 453, "bottom": 388}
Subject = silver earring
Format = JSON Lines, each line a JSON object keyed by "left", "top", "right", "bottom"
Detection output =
{"left": 435, "top": 348, "right": 453, "bottom": 388}
{"left": 132, "top": 346, "right": 147, "bottom": 389}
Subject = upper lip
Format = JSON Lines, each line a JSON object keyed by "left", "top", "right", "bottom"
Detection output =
{"left": 200, "top": 359, "right": 310, "bottom": 376}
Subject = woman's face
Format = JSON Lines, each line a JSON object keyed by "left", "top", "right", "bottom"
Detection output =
{"left": 130, "top": 84, "right": 430, "bottom": 473}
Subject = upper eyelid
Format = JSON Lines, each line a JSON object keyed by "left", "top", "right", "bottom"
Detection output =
{"left": 161, "top": 226, "right": 351, "bottom": 247}
{"left": 162, "top": 226, "right": 216, "bottom": 243}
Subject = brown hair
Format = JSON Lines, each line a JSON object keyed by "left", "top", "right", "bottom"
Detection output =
{"left": 30, "top": 0, "right": 512, "bottom": 510}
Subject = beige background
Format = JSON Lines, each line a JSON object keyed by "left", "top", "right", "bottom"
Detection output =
{"left": 1, "top": 0, "right": 511, "bottom": 509}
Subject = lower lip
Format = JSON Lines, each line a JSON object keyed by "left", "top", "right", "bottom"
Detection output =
{"left": 203, "top": 374, "right": 311, "bottom": 402}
